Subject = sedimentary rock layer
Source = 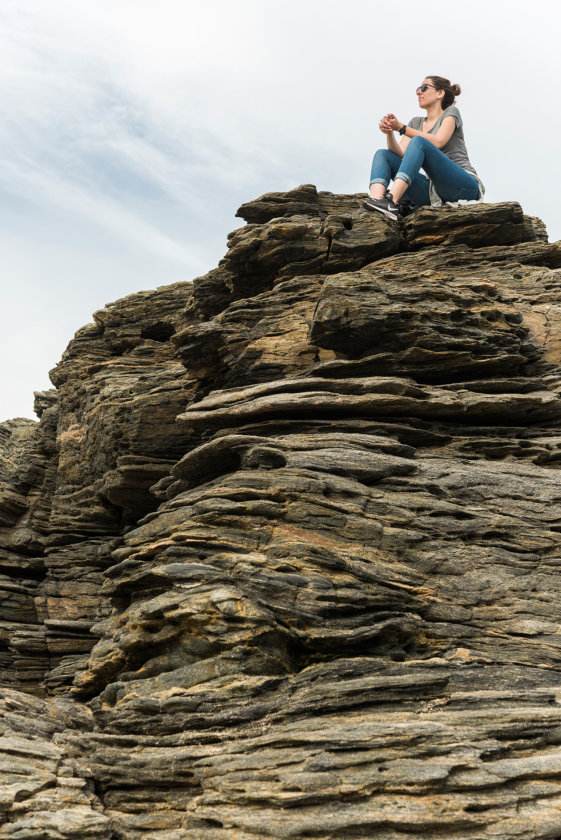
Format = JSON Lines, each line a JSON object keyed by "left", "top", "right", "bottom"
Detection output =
{"left": 2, "top": 184, "right": 561, "bottom": 838}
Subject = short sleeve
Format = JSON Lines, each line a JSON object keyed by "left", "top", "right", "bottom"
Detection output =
{"left": 444, "top": 106, "right": 462, "bottom": 128}
{"left": 408, "top": 117, "right": 423, "bottom": 130}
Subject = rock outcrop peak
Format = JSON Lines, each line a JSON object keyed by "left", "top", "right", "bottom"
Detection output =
{"left": 2, "top": 185, "right": 561, "bottom": 838}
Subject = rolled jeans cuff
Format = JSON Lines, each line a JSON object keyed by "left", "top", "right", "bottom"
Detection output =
{"left": 369, "top": 177, "right": 388, "bottom": 186}
{"left": 394, "top": 172, "right": 411, "bottom": 185}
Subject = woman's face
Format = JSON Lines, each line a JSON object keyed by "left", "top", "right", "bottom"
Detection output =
{"left": 416, "top": 78, "right": 442, "bottom": 109}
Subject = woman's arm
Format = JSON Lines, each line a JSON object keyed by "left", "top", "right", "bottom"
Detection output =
{"left": 405, "top": 115, "right": 456, "bottom": 148}
{"left": 385, "top": 113, "right": 456, "bottom": 149}
{"left": 380, "top": 114, "right": 456, "bottom": 149}
{"left": 379, "top": 115, "right": 410, "bottom": 158}
{"left": 386, "top": 129, "right": 406, "bottom": 157}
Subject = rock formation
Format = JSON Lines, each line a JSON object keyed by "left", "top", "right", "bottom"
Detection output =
{"left": 2, "top": 184, "right": 561, "bottom": 838}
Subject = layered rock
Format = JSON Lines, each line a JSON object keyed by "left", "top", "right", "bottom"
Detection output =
{"left": 2, "top": 184, "right": 561, "bottom": 838}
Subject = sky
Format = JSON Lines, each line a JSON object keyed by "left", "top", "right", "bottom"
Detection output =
{"left": 2, "top": 0, "right": 560, "bottom": 422}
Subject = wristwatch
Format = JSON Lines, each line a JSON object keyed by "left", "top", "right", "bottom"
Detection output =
{"left": 399, "top": 124, "right": 407, "bottom": 135}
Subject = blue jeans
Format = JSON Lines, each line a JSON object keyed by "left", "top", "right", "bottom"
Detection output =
{"left": 369, "top": 136, "right": 479, "bottom": 205}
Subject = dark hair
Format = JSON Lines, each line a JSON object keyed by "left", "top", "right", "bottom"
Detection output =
{"left": 427, "top": 75, "right": 461, "bottom": 109}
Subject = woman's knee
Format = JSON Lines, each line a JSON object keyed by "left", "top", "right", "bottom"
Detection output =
{"left": 407, "top": 135, "right": 429, "bottom": 150}
{"left": 373, "top": 148, "right": 393, "bottom": 163}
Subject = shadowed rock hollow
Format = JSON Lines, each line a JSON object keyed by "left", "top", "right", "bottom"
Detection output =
{"left": 3, "top": 184, "right": 561, "bottom": 838}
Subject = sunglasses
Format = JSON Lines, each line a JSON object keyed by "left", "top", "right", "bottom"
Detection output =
{"left": 416, "top": 83, "right": 438, "bottom": 93}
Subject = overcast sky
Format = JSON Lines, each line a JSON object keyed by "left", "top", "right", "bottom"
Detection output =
{"left": 2, "top": 0, "right": 560, "bottom": 422}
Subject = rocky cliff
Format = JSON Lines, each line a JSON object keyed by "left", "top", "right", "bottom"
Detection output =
{"left": 2, "top": 185, "right": 561, "bottom": 838}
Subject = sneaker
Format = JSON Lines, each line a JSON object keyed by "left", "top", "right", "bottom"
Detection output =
{"left": 362, "top": 194, "right": 400, "bottom": 220}
{"left": 396, "top": 196, "right": 420, "bottom": 218}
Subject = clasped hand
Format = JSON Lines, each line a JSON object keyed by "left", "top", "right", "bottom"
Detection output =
{"left": 379, "top": 113, "right": 401, "bottom": 134}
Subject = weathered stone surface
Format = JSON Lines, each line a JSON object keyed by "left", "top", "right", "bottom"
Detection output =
{"left": 0, "top": 410, "right": 55, "bottom": 694}
{"left": 0, "top": 690, "right": 110, "bottom": 838}
{"left": 2, "top": 283, "right": 199, "bottom": 696}
{"left": 193, "top": 186, "right": 403, "bottom": 318}
{"left": 236, "top": 183, "right": 373, "bottom": 224}
{"left": 403, "top": 201, "right": 533, "bottom": 249}
{"left": 3, "top": 187, "right": 561, "bottom": 838}
{"left": 310, "top": 269, "right": 542, "bottom": 381}
{"left": 48, "top": 282, "right": 197, "bottom": 541}
{"left": 173, "top": 276, "right": 334, "bottom": 388}
{"left": 236, "top": 183, "right": 322, "bottom": 223}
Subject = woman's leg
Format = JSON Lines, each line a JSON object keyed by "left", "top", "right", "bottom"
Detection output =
{"left": 400, "top": 172, "right": 430, "bottom": 207}
{"left": 392, "top": 136, "right": 479, "bottom": 203}
{"left": 369, "top": 149, "right": 402, "bottom": 199}
{"left": 369, "top": 147, "right": 430, "bottom": 205}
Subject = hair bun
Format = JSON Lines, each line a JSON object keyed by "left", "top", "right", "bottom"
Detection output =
{"left": 452, "top": 83, "right": 462, "bottom": 97}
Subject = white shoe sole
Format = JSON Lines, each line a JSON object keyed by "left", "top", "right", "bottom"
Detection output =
{"left": 363, "top": 200, "right": 399, "bottom": 221}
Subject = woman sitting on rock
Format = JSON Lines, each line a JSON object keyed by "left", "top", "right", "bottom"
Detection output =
{"left": 364, "top": 75, "right": 484, "bottom": 221}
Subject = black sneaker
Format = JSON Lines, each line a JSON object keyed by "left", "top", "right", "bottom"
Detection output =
{"left": 396, "top": 196, "right": 420, "bottom": 218}
{"left": 362, "top": 194, "right": 400, "bottom": 220}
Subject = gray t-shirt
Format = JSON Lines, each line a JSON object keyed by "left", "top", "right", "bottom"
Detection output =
{"left": 408, "top": 105, "right": 484, "bottom": 200}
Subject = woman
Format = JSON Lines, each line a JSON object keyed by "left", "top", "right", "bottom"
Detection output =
{"left": 363, "top": 75, "right": 484, "bottom": 221}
